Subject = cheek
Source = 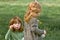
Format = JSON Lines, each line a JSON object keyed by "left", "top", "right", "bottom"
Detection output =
{"left": 34, "top": 14, "right": 37, "bottom": 16}
{"left": 18, "top": 24, "right": 21, "bottom": 27}
{"left": 32, "top": 14, "right": 37, "bottom": 17}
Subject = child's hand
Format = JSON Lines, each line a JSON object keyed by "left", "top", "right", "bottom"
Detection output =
{"left": 41, "top": 30, "right": 46, "bottom": 38}
{"left": 44, "top": 30, "right": 46, "bottom": 35}
{"left": 13, "top": 23, "right": 21, "bottom": 30}
{"left": 41, "top": 34, "right": 45, "bottom": 38}
{"left": 10, "top": 25, "right": 14, "bottom": 29}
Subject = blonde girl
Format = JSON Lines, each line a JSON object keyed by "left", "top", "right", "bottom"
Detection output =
{"left": 24, "top": 0, "right": 46, "bottom": 40}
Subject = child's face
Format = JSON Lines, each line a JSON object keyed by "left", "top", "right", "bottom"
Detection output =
{"left": 13, "top": 23, "right": 21, "bottom": 30}
{"left": 32, "top": 13, "right": 40, "bottom": 17}
{"left": 13, "top": 20, "right": 21, "bottom": 30}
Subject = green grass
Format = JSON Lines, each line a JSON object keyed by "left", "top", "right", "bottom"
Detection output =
{"left": 0, "top": 0, "right": 60, "bottom": 40}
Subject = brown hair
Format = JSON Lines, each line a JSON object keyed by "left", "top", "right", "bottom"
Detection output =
{"left": 9, "top": 16, "right": 23, "bottom": 32}
{"left": 24, "top": 2, "right": 41, "bottom": 23}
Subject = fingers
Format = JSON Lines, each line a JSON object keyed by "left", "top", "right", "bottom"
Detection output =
{"left": 44, "top": 30, "right": 46, "bottom": 35}
{"left": 10, "top": 25, "right": 14, "bottom": 29}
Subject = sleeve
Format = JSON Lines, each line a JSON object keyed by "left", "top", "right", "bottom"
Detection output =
{"left": 31, "top": 24, "right": 44, "bottom": 35}
{"left": 30, "top": 18, "right": 44, "bottom": 35}
{"left": 5, "top": 29, "right": 11, "bottom": 40}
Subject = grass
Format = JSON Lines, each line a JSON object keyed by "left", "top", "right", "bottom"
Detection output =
{"left": 0, "top": 0, "right": 60, "bottom": 40}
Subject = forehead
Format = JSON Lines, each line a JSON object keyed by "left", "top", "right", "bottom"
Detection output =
{"left": 13, "top": 19, "right": 20, "bottom": 23}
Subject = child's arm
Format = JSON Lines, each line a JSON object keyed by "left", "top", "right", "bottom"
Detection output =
{"left": 31, "top": 24, "right": 45, "bottom": 35}
{"left": 30, "top": 19, "right": 46, "bottom": 35}
{"left": 31, "top": 27, "right": 44, "bottom": 35}
{"left": 5, "top": 29, "right": 11, "bottom": 40}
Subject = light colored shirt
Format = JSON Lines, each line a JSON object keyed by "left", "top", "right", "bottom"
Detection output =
{"left": 5, "top": 29, "right": 24, "bottom": 40}
{"left": 24, "top": 17, "right": 44, "bottom": 40}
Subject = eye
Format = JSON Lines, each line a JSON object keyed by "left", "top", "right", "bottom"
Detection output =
{"left": 36, "top": 12, "right": 38, "bottom": 13}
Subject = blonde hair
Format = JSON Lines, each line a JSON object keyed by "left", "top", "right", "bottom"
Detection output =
{"left": 24, "top": 1, "right": 41, "bottom": 23}
{"left": 9, "top": 16, "right": 24, "bottom": 32}
{"left": 28, "top": 2, "right": 41, "bottom": 13}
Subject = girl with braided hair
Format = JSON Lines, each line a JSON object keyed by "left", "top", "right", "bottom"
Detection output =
{"left": 24, "top": 0, "right": 46, "bottom": 40}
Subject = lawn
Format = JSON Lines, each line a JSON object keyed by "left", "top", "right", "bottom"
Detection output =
{"left": 0, "top": 0, "right": 60, "bottom": 40}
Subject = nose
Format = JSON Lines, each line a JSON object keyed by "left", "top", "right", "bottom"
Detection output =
{"left": 16, "top": 24, "right": 19, "bottom": 26}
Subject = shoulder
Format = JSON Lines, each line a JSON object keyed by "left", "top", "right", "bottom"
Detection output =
{"left": 29, "top": 18, "right": 36, "bottom": 22}
{"left": 6, "top": 29, "right": 12, "bottom": 34}
{"left": 37, "top": 20, "right": 39, "bottom": 22}
{"left": 7, "top": 29, "right": 11, "bottom": 32}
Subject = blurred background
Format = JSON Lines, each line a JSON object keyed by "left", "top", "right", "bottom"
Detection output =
{"left": 0, "top": 0, "right": 60, "bottom": 40}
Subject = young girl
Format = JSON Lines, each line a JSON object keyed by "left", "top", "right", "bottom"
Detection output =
{"left": 24, "top": 0, "right": 46, "bottom": 40}
{"left": 5, "top": 16, "right": 24, "bottom": 40}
